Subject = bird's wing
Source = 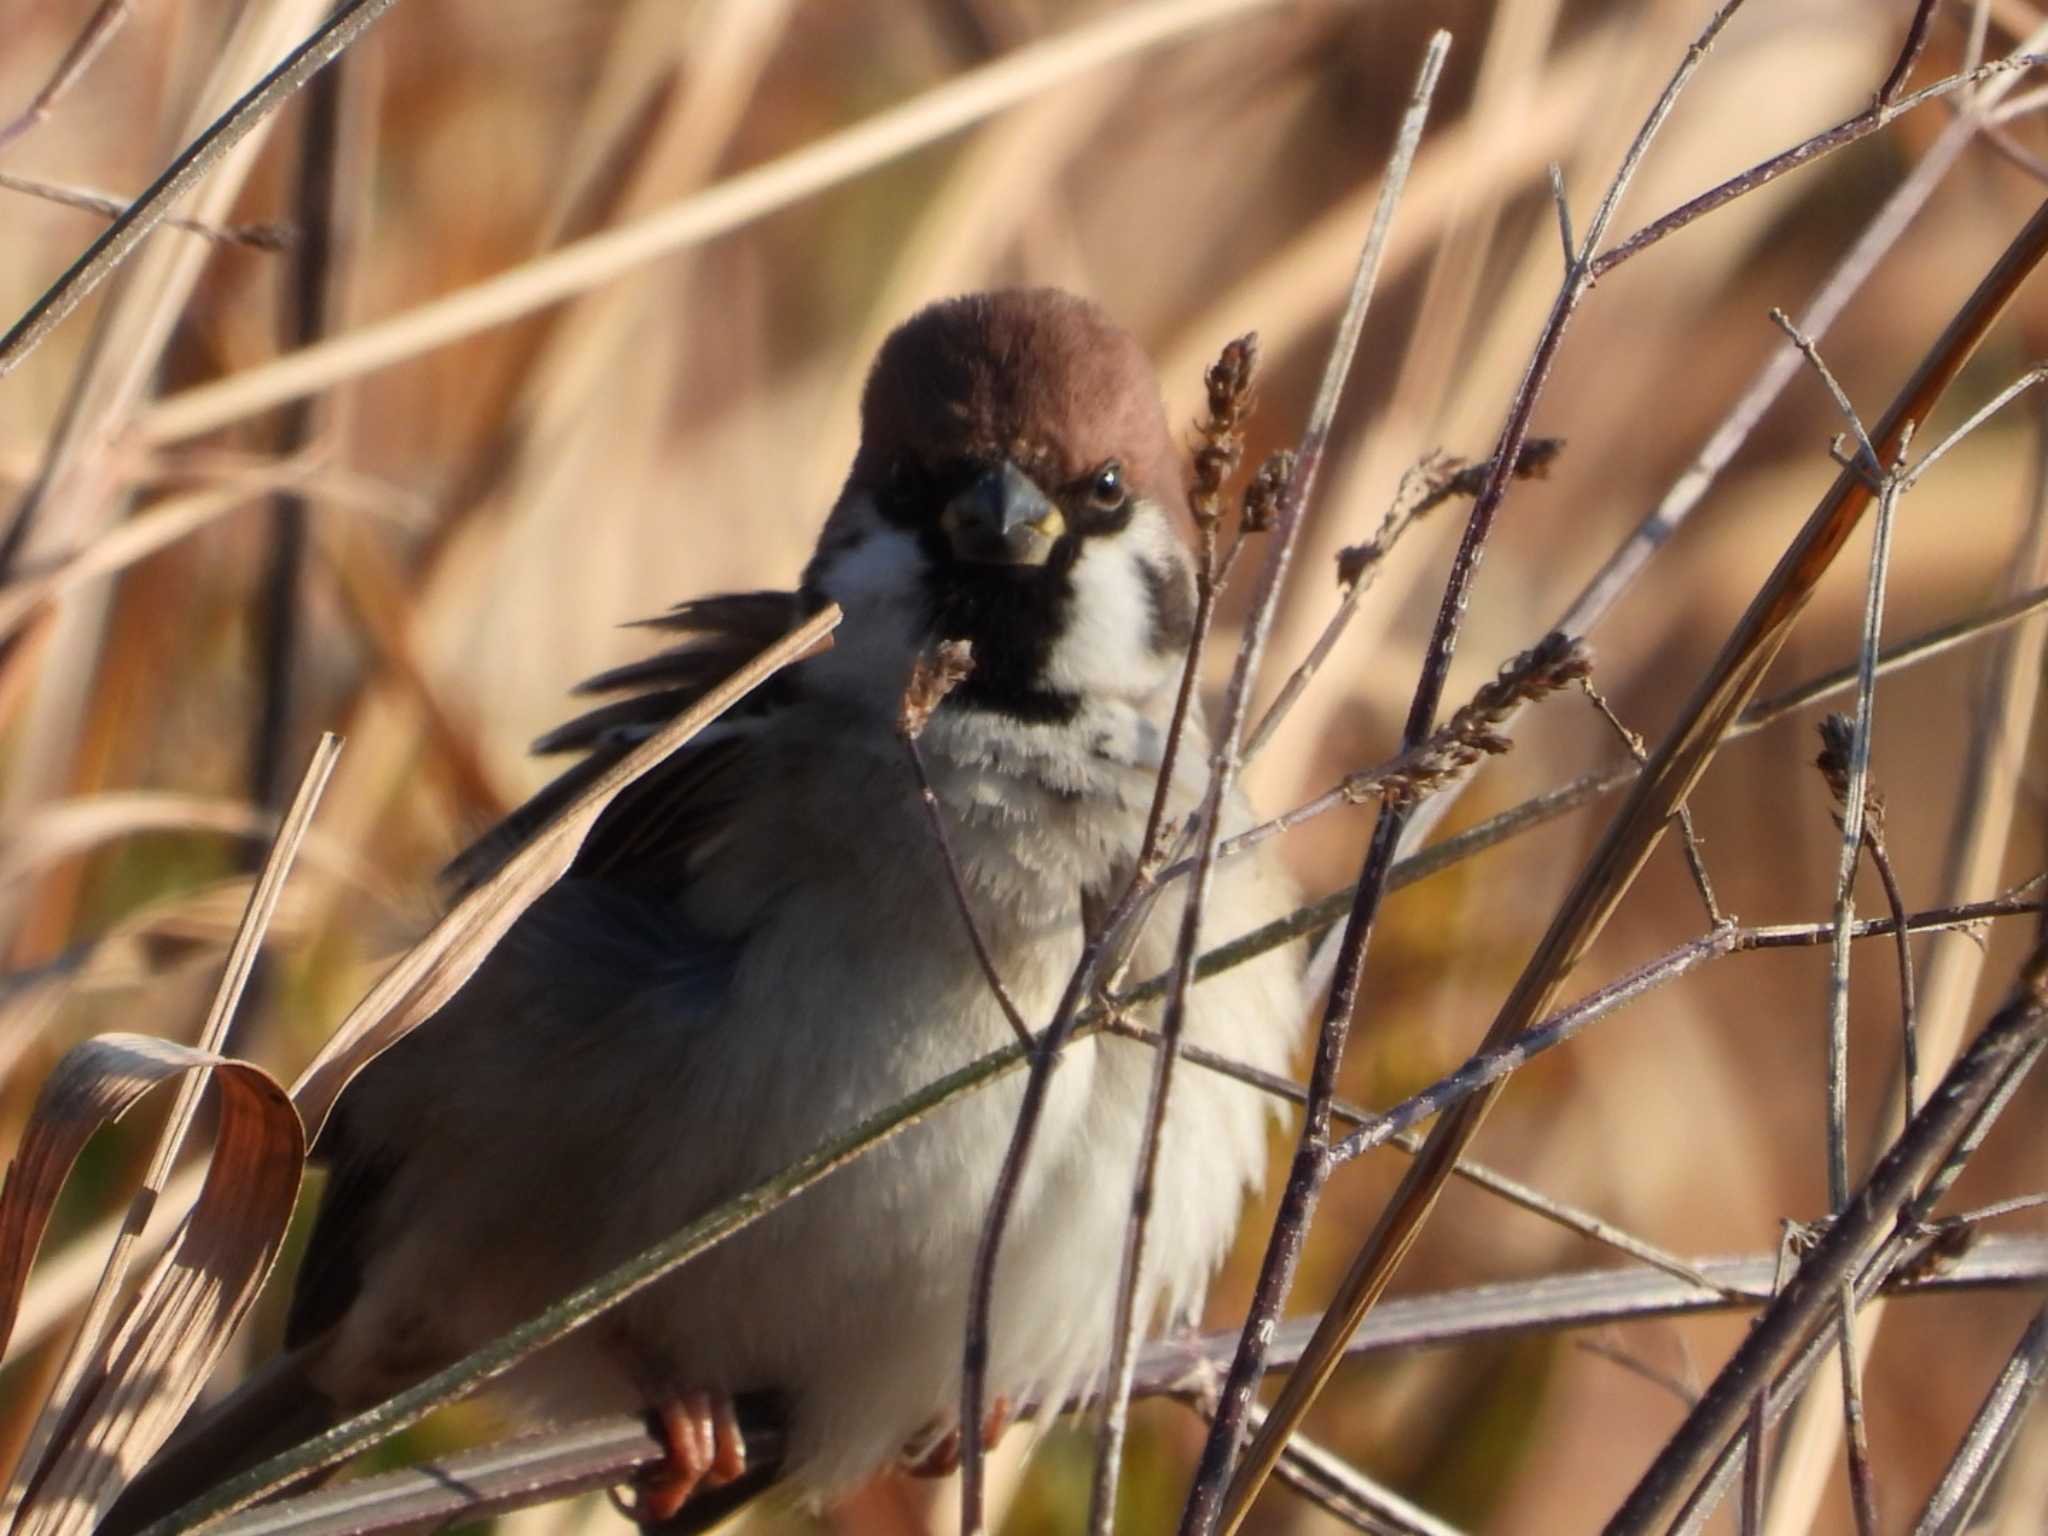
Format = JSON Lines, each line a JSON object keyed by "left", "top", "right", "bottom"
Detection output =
{"left": 290, "top": 871, "right": 743, "bottom": 1353}
{"left": 442, "top": 589, "right": 811, "bottom": 894}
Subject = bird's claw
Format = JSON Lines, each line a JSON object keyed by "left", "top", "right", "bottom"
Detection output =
{"left": 616, "top": 1389, "right": 748, "bottom": 1525}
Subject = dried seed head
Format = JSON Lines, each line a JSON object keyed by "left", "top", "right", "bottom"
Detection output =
{"left": 1242, "top": 449, "right": 1293, "bottom": 534}
{"left": 900, "top": 640, "right": 976, "bottom": 739}
{"left": 1417, "top": 436, "right": 1568, "bottom": 515}
{"left": 1355, "top": 633, "right": 1594, "bottom": 805}
{"left": 1189, "top": 333, "right": 1261, "bottom": 529}
{"left": 1205, "top": 333, "right": 1259, "bottom": 427}
{"left": 1815, "top": 712, "right": 1886, "bottom": 835}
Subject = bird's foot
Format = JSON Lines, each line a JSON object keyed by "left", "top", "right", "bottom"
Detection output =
{"left": 621, "top": 1389, "right": 748, "bottom": 1524}
{"left": 902, "top": 1395, "right": 1012, "bottom": 1478}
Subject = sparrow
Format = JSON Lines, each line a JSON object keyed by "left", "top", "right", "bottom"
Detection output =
{"left": 105, "top": 288, "right": 1306, "bottom": 1532}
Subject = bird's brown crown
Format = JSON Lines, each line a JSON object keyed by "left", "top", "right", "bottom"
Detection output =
{"left": 851, "top": 289, "right": 1186, "bottom": 519}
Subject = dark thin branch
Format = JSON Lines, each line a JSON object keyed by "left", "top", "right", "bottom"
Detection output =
{"left": 1604, "top": 939, "right": 2048, "bottom": 1535}
{"left": 1196, "top": 10, "right": 1757, "bottom": 1528}
{"left": 1876, "top": 0, "right": 1940, "bottom": 108}
{"left": 0, "top": 0, "right": 403, "bottom": 376}
{"left": 187, "top": 1239, "right": 2048, "bottom": 1536}
{"left": 1100, "top": 1015, "right": 1763, "bottom": 1302}
{"left": 1910, "top": 1299, "right": 2048, "bottom": 1536}
{"left": 1590, "top": 52, "right": 2048, "bottom": 278}
{"left": 1089, "top": 328, "right": 1260, "bottom": 1536}
{"left": 1580, "top": 678, "right": 1723, "bottom": 927}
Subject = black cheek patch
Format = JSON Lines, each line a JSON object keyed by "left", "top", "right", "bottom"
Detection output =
{"left": 923, "top": 553, "right": 1084, "bottom": 725}
{"left": 1138, "top": 556, "right": 1196, "bottom": 657}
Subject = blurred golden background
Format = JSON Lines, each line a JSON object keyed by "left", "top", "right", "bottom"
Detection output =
{"left": 2, "top": 0, "right": 2046, "bottom": 1532}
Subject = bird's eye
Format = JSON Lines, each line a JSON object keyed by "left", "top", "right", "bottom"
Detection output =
{"left": 1087, "top": 461, "right": 1125, "bottom": 509}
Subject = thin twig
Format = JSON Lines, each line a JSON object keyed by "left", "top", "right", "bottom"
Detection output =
{"left": 1580, "top": 678, "right": 1723, "bottom": 927}
{"left": 1577, "top": 1338, "right": 1699, "bottom": 1408}
{"left": 1948, "top": 1190, "right": 2048, "bottom": 1227}
{"left": 174, "top": 1239, "right": 2048, "bottom": 1536}
{"left": 899, "top": 643, "right": 1033, "bottom": 1048}
{"left": 1835, "top": 1278, "right": 1882, "bottom": 1536}
{"left": 1088, "top": 36, "right": 1449, "bottom": 1536}
{"left": 1198, "top": 10, "right": 1757, "bottom": 1528}
{"left": 1741, "top": 1229, "right": 1802, "bottom": 1533}
{"left": 1547, "top": 161, "right": 1576, "bottom": 266}
{"left": 1737, "top": 582, "right": 2048, "bottom": 730}
{"left": 1818, "top": 714, "right": 1920, "bottom": 1115}
{"left": 1909, "top": 1300, "right": 2048, "bottom": 1536}
{"left": 0, "top": 171, "right": 290, "bottom": 249}
{"left": 1589, "top": 51, "right": 2048, "bottom": 277}
{"left": 0, "top": 0, "right": 136, "bottom": 152}
{"left": 0, "top": 0, "right": 402, "bottom": 376}
{"left": 1772, "top": 308, "right": 1900, "bottom": 1214}
{"left": 1174, "top": 36, "right": 1460, "bottom": 1535}
{"left": 1898, "top": 362, "right": 2048, "bottom": 490}
{"left": 1605, "top": 939, "right": 2048, "bottom": 1534}
{"left": 1877, "top": 0, "right": 1941, "bottom": 106}
{"left": 1088, "top": 331, "right": 1259, "bottom": 1535}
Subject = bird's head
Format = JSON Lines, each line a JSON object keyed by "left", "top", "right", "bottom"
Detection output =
{"left": 803, "top": 290, "right": 1196, "bottom": 728}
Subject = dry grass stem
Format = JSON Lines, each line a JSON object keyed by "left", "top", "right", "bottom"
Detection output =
{"left": 173, "top": 1236, "right": 2048, "bottom": 1536}
{"left": 132, "top": 0, "right": 1302, "bottom": 446}
{"left": 8, "top": 2, "right": 2048, "bottom": 1530}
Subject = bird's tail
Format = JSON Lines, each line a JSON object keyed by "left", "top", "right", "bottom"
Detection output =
{"left": 95, "top": 1349, "right": 335, "bottom": 1536}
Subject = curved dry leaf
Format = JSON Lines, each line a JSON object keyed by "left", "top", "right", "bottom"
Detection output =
{"left": 0, "top": 1168, "right": 204, "bottom": 1370}
{"left": 0, "top": 1034, "right": 304, "bottom": 1536}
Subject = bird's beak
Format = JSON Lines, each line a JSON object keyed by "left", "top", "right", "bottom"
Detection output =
{"left": 940, "top": 461, "right": 1066, "bottom": 566}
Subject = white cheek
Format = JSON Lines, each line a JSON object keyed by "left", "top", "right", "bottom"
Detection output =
{"left": 1041, "top": 522, "right": 1180, "bottom": 704}
{"left": 809, "top": 502, "right": 926, "bottom": 710}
